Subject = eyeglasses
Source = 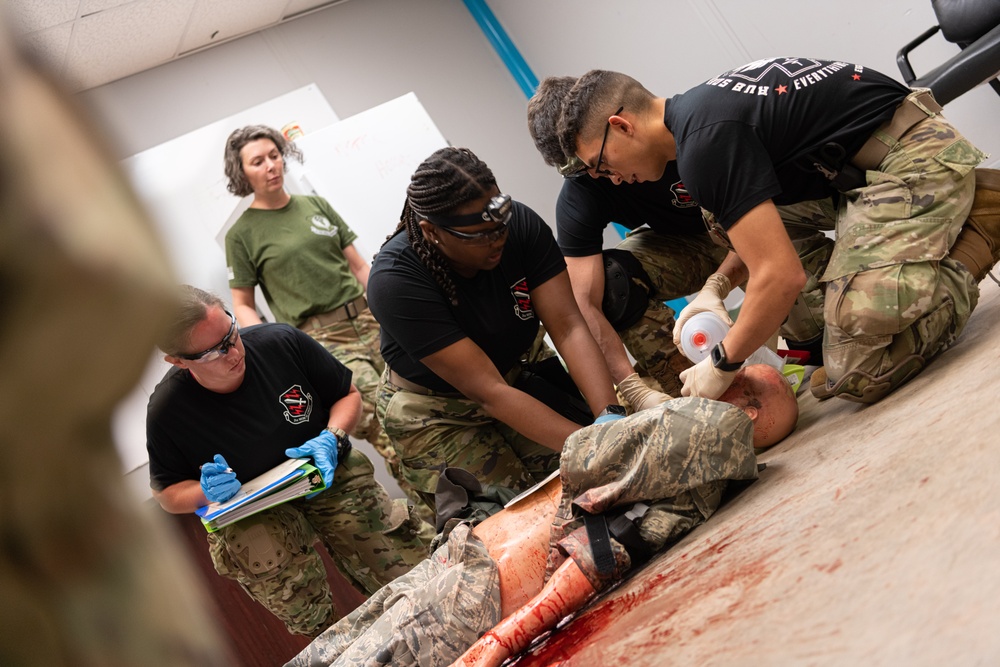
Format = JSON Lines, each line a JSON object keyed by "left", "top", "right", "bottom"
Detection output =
{"left": 429, "top": 194, "right": 513, "bottom": 246}
{"left": 177, "top": 310, "right": 240, "bottom": 363}
{"left": 561, "top": 106, "right": 624, "bottom": 179}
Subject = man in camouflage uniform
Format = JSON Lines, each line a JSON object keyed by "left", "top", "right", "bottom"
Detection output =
{"left": 289, "top": 365, "right": 797, "bottom": 667}
{"left": 146, "top": 286, "right": 432, "bottom": 637}
{"left": 554, "top": 60, "right": 1000, "bottom": 404}
{"left": 527, "top": 76, "right": 835, "bottom": 409}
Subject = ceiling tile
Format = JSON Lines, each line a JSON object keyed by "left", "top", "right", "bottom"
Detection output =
{"left": 8, "top": 0, "right": 80, "bottom": 34}
{"left": 17, "top": 22, "right": 74, "bottom": 75}
{"left": 283, "top": 0, "right": 343, "bottom": 19}
{"left": 178, "top": 0, "right": 285, "bottom": 54}
{"left": 79, "top": 0, "right": 137, "bottom": 15}
{"left": 63, "top": 0, "right": 196, "bottom": 90}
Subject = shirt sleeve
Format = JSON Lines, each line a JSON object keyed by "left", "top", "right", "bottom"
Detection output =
{"left": 225, "top": 222, "right": 258, "bottom": 288}
{"left": 555, "top": 180, "right": 611, "bottom": 257}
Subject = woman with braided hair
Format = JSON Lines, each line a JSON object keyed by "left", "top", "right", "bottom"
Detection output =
{"left": 368, "top": 147, "right": 621, "bottom": 519}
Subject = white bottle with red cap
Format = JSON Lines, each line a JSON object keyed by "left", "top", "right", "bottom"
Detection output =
{"left": 678, "top": 312, "right": 731, "bottom": 363}
{"left": 678, "top": 312, "right": 785, "bottom": 372}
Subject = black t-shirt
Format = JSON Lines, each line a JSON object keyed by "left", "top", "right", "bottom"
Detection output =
{"left": 146, "top": 323, "right": 353, "bottom": 491}
{"left": 556, "top": 163, "right": 706, "bottom": 257}
{"left": 664, "top": 57, "right": 909, "bottom": 229}
{"left": 369, "top": 200, "right": 566, "bottom": 392}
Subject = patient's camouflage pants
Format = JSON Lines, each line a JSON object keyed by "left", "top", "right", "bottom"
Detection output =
{"left": 376, "top": 335, "right": 561, "bottom": 519}
{"left": 207, "top": 447, "right": 431, "bottom": 637}
{"left": 285, "top": 523, "right": 500, "bottom": 667}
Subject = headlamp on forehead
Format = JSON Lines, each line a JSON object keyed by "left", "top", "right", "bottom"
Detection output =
{"left": 425, "top": 193, "right": 513, "bottom": 228}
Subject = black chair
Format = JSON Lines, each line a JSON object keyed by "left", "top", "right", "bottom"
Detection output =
{"left": 897, "top": 0, "right": 1000, "bottom": 105}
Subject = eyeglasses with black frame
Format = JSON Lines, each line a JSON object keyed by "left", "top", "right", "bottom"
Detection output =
{"left": 177, "top": 310, "right": 240, "bottom": 363}
{"left": 560, "top": 105, "right": 624, "bottom": 179}
{"left": 436, "top": 194, "right": 513, "bottom": 246}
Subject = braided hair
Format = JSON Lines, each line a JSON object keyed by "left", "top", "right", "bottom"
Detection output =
{"left": 384, "top": 147, "right": 497, "bottom": 306}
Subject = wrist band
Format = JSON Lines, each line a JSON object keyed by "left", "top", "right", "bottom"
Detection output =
{"left": 324, "top": 426, "right": 349, "bottom": 440}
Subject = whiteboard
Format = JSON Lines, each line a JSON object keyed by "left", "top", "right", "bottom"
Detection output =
{"left": 283, "top": 92, "right": 449, "bottom": 262}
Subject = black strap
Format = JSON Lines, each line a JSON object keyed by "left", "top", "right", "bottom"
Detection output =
{"left": 607, "top": 512, "right": 652, "bottom": 566}
{"left": 580, "top": 511, "right": 616, "bottom": 575}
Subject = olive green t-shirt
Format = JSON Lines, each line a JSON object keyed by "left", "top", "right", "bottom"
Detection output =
{"left": 225, "top": 195, "right": 363, "bottom": 326}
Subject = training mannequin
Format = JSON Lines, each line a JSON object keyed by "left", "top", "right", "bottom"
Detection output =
{"left": 288, "top": 365, "right": 798, "bottom": 667}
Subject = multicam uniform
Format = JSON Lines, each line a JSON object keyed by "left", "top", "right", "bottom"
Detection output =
{"left": 368, "top": 201, "right": 570, "bottom": 516}
{"left": 226, "top": 195, "right": 407, "bottom": 497}
{"left": 666, "top": 57, "right": 987, "bottom": 400}
{"left": 147, "top": 324, "right": 430, "bottom": 636}
{"left": 286, "top": 397, "right": 759, "bottom": 667}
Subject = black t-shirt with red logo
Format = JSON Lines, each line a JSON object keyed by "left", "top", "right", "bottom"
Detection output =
{"left": 555, "top": 161, "right": 707, "bottom": 258}
{"left": 369, "top": 199, "right": 565, "bottom": 393}
{"left": 146, "top": 323, "right": 352, "bottom": 490}
{"left": 665, "top": 57, "right": 908, "bottom": 229}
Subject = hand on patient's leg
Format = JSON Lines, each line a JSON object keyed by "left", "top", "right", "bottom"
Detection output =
{"left": 452, "top": 557, "right": 597, "bottom": 667}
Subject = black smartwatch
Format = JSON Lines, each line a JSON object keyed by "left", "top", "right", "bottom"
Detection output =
{"left": 710, "top": 343, "right": 744, "bottom": 372}
{"left": 597, "top": 404, "right": 627, "bottom": 418}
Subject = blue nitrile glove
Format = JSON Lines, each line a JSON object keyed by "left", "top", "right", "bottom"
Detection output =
{"left": 200, "top": 453, "right": 241, "bottom": 503}
{"left": 285, "top": 430, "right": 339, "bottom": 487}
{"left": 594, "top": 413, "right": 626, "bottom": 425}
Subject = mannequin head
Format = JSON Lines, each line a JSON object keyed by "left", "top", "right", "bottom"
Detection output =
{"left": 719, "top": 365, "right": 799, "bottom": 448}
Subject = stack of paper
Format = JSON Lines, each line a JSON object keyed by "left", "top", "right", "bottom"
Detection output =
{"left": 195, "top": 458, "right": 325, "bottom": 532}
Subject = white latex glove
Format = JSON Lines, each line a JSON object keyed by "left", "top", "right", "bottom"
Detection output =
{"left": 672, "top": 273, "right": 734, "bottom": 348}
{"left": 617, "top": 372, "right": 673, "bottom": 412}
{"left": 679, "top": 357, "right": 738, "bottom": 399}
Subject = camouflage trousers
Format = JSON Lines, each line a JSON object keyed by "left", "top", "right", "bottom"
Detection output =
{"left": 817, "top": 102, "right": 985, "bottom": 398}
{"left": 286, "top": 397, "right": 758, "bottom": 666}
{"left": 285, "top": 523, "right": 500, "bottom": 667}
{"left": 616, "top": 198, "right": 835, "bottom": 394}
{"left": 207, "top": 447, "right": 431, "bottom": 637}
{"left": 306, "top": 310, "right": 424, "bottom": 513}
{"left": 376, "top": 337, "right": 561, "bottom": 520}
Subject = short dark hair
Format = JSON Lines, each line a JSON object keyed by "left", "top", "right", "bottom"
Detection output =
{"left": 527, "top": 76, "right": 577, "bottom": 168}
{"left": 557, "top": 70, "right": 654, "bottom": 163}
{"left": 156, "top": 285, "right": 225, "bottom": 356}
{"left": 223, "top": 125, "right": 304, "bottom": 197}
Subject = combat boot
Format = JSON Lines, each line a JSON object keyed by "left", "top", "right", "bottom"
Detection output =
{"left": 950, "top": 168, "right": 1000, "bottom": 282}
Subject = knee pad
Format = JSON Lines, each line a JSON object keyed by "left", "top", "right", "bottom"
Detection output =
{"left": 224, "top": 514, "right": 294, "bottom": 579}
{"left": 602, "top": 249, "right": 654, "bottom": 331}
{"left": 829, "top": 353, "right": 926, "bottom": 404}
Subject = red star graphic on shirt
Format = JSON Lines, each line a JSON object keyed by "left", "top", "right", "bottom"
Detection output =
{"left": 852, "top": 74, "right": 861, "bottom": 80}
{"left": 776, "top": 84, "right": 788, "bottom": 94}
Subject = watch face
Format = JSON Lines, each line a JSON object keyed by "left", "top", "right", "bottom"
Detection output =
{"left": 604, "top": 404, "right": 627, "bottom": 416}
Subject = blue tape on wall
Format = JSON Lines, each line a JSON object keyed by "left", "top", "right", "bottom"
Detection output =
{"left": 462, "top": 0, "right": 538, "bottom": 98}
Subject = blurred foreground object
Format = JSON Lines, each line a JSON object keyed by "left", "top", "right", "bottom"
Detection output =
{"left": 0, "top": 20, "right": 230, "bottom": 667}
